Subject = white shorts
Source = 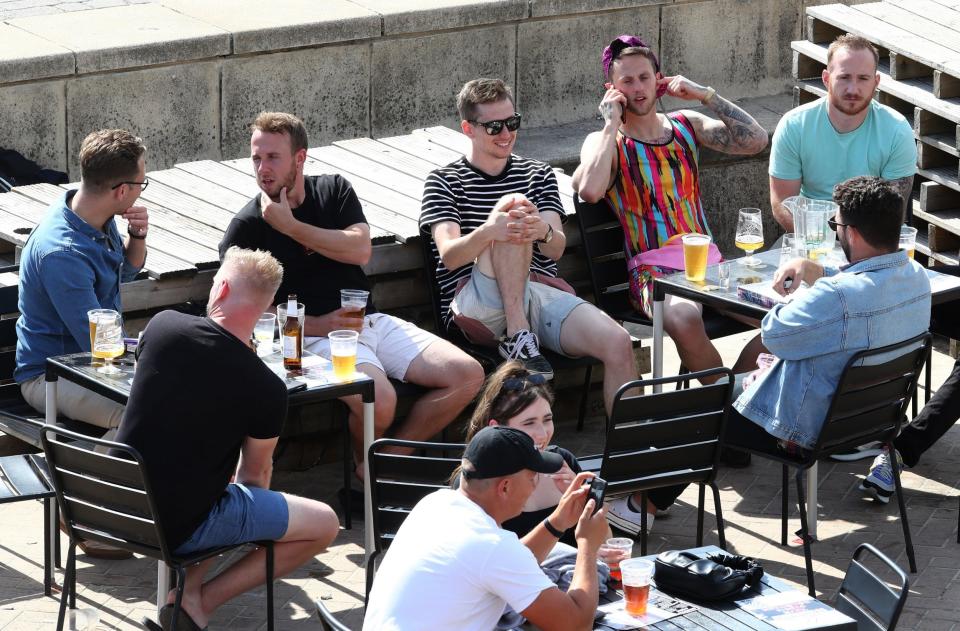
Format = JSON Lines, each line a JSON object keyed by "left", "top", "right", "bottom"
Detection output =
{"left": 304, "top": 313, "right": 438, "bottom": 381}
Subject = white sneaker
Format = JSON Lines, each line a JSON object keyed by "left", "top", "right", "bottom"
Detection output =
{"left": 829, "top": 441, "right": 884, "bottom": 462}
{"left": 859, "top": 449, "right": 903, "bottom": 504}
{"left": 605, "top": 496, "right": 655, "bottom": 536}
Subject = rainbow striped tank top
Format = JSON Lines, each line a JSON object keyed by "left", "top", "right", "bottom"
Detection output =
{"left": 604, "top": 113, "right": 711, "bottom": 316}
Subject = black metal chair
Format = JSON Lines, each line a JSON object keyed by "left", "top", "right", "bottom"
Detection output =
{"left": 0, "top": 452, "right": 57, "bottom": 595}
{"left": 836, "top": 543, "right": 909, "bottom": 631}
{"left": 316, "top": 599, "right": 354, "bottom": 631}
{"left": 365, "top": 437, "right": 465, "bottom": 601}
{"left": 726, "top": 333, "right": 931, "bottom": 596}
{"left": 40, "top": 426, "right": 276, "bottom": 631}
{"left": 419, "top": 234, "right": 598, "bottom": 430}
{"left": 595, "top": 367, "right": 733, "bottom": 555}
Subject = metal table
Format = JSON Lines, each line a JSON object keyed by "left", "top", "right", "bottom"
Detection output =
{"left": 44, "top": 350, "right": 376, "bottom": 615}
{"left": 651, "top": 248, "right": 960, "bottom": 538}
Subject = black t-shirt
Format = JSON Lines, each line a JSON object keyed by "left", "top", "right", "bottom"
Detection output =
{"left": 219, "top": 175, "right": 372, "bottom": 316}
{"left": 115, "top": 310, "right": 288, "bottom": 550}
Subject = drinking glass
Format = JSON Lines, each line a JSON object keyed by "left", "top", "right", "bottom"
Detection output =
{"left": 340, "top": 289, "right": 369, "bottom": 328}
{"left": 598, "top": 537, "right": 633, "bottom": 583}
{"left": 779, "top": 233, "right": 797, "bottom": 267}
{"left": 276, "top": 301, "right": 305, "bottom": 331}
{"left": 620, "top": 558, "right": 655, "bottom": 616}
{"left": 681, "top": 234, "right": 711, "bottom": 282}
{"left": 899, "top": 225, "right": 917, "bottom": 260}
{"left": 735, "top": 208, "right": 764, "bottom": 267}
{"left": 254, "top": 313, "right": 276, "bottom": 356}
{"left": 329, "top": 330, "right": 359, "bottom": 381}
{"left": 717, "top": 261, "right": 731, "bottom": 290}
{"left": 89, "top": 309, "right": 124, "bottom": 374}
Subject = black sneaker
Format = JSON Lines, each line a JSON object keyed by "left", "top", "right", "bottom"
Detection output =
{"left": 498, "top": 329, "right": 553, "bottom": 379}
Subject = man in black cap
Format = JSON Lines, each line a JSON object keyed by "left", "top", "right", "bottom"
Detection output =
{"left": 363, "top": 426, "right": 609, "bottom": 631}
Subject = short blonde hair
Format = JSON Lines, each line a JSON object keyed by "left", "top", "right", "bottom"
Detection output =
{"left": 250, "top": 112, "right": 308, "bottom": 154}
{"left": 219, "top": 246, "right": 283, "bottom": 299}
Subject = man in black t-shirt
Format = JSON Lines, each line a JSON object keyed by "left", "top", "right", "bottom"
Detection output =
{"left": 220, "top": 112, "right": 484, "bottom": 482}
{"left": 420, "top": 79, "right": 637, "bottom": 415}
{"left": 116, "top": 247, "right": 339, "bottom": 630}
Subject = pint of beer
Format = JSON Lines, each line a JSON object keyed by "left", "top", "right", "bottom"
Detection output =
{"left": 620, "top": 558, "right": 655, "bottom": 617}
{"left": 329, "top": 330, "right": 359, "bottom": 381}
{"left": 682, "top": 234, "right": 711, "bottom": 282}
{"left": 899, "top": 225, "right": 917, "bottom": 260}
{"left": 340, "top": 289, "right": 369, "bottom": 325}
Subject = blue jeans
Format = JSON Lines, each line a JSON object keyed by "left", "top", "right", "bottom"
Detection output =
{"left": 175, "top": 483, "right": 289, "bottom": 556}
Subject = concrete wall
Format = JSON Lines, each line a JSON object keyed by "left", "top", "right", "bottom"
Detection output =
{"left": 1, "top": 0, "right": 863, "bottom": 177}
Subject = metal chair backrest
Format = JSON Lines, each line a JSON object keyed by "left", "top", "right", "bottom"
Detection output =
{"left": 419, "top": 233, "right": 450, "bottom": 336}
{"left": 367, "top": 438, "right": 465, "bottom": 556}
{"left": 573, "top": 196, "right": 642, "bottom": 322}
{"left": 836, "top": 543, "right": 909, "bottom": 630}
{"left": 814, "top": 334, "right": 930, "bottom": 457}
{"left": 0, "top": 265, "right": 21, "bottom": 383}
{"left": 315, "top": 599, "right": 354, "bottom": 631}
{"left": 40, "top": 425, "right": 173, "bottom": 562}
{"left": 601, "top": 368, "right": 733, "bottom": 497}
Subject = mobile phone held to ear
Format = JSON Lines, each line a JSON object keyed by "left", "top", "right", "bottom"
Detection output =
{"left": 587, "top": 476, "right": 607, "bottom": 514}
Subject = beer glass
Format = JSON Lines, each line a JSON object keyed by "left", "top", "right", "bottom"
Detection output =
{"left": 620, "top": 558, "right": 655, "bottom": 616}
{"left": 598, "top": 537, "right": 633, "bottom": 583}
{"left": 779, "top": 233, "right": 797, "bottom": 267}
{"left": 254, "top": 313, "right": 276, "bottom": 356}
{"left": 735, "top": 208, "right": 764, "bottom": 266}
{"left": 89, "top": 309, "right": 124, "bottom": 374}
{"left": 340, "top": 289, "right": 369, "bottom": 328}
{"left": 329, "top": 330, "right": 359, "bottom": 381}
{"left": 276, "top": 301, "right": 305, "bottom": 331}
{"left": 899, "top": 225, "right": 917, "bottom": 260}
{"left": 682, "top": 234, "right": 711, "bottom": 282}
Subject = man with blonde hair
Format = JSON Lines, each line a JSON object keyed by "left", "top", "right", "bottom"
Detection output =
{"left": 769, "top": 33, "right": 916, "bottom": 230}
{"left": 221, "top": 112, "right": 484, "bottom": 490}
{"left": 116, "top": 246, "right": 339, "bottom": 631}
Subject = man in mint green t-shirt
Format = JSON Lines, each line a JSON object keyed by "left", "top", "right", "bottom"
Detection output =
{"left": 769, "top": 34, "right": 915, "bottom": 231}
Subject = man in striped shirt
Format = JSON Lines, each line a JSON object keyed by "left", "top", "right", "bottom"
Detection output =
{"left": 420, "top": 78, "right": 637, "bottom": 413}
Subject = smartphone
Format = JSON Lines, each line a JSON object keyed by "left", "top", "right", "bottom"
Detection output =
{"left": 586, "top": 476, "right": 607, "bottom": 514}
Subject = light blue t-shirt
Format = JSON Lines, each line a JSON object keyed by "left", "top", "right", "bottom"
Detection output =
{"left": 769, "top": 98, "right": 916, "bottom": 200}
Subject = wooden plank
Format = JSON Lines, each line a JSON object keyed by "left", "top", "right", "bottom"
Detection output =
{"left": 120, "top": 270, "right": 216, "bottom": 313}
{"left": 414, "top": 126, "right": 472, "bottom": 155}
{"left": 793, "top": 48, "right": 824, "bottom": 80}
{"left": 856, "top": 3, "right": 960, "bottom": 56}
{"left": 919, "top": 165, "right": 960, "bottom": 193}
{"left": 140, "top": 180, "right": 238, "bottom": 231}
{"left": 928, "top": 222, "right": 960, "bottom": 252}
{"left": 378, "top": 133, "right": 463, "bottom": 166}
{"left": 308, "top": 145, "right": 425, "bottom": 201}
{"left": 891, "top": 52, "right": 932, "bottom": 82}
{"left": 334, "top": 137, "right": 439, "bottom": 180}
{"left": 806, "top": 12, "right": 845, "bottom": 44}
{"left": 174, "top": 160, "right": 261, "bottom": 198}
{"left": 918, "top": 141, "right": 958, "bottom": 170}
{"left": 887, "top": 0, "right": 960, "bottom": 37}
{"left": 921, "top": 180, "right": 960, "bottom": 211}
{"left": 935, "top": 70, "right": 960, "bottom": 99}
{"left": 148, "top": 168, "right": 250, "bottom": 212}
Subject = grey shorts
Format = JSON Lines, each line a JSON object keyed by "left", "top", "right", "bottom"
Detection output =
{"left": 450, "top": 267, "right": 585, "bottom": 355}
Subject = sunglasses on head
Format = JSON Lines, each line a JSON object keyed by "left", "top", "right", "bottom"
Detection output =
{"left": 468, "top": 113, "right": 522, "bottom": 135}
{"left": 503, "top": 372, "right": 548, "bottom": 392}
{"left": 827, "top": 216, "right": 854, "bottom": 232}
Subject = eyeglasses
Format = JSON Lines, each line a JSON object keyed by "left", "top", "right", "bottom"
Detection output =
{"left": 111, "top": 178, "right": 149, "bottom": 192}
{"left": 827, "top": 216, "right": 853, "bottom": 231}
{"left": 503, "top": 373, "right": 548, "bottom": 392}
{"left": 468, "top": 113, "right": 522, "bottom": 135}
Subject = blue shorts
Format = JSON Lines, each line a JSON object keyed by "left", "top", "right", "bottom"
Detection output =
{"left": 175, "top": 483, "right": 289, "bottom": 556}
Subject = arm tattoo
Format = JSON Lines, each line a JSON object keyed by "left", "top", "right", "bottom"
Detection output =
{"left": 600, "top": 101, "right": 617, "bottom": 124}
{"left": 891, "top": 175, "right": 914, "bottom": 220}
{"left": 701, "top": 95, "right": 768, "bottom": 154}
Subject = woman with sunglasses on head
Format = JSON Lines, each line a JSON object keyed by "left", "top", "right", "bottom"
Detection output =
{"left": 463, "top": 361, "right": 611, "bottom": 546}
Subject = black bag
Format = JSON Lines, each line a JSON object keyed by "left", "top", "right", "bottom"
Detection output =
{"left": 653, "top": 550, "right": 763, "bottom": 602}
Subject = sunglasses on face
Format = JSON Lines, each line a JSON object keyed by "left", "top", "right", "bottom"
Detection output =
{"left": 468, "top": 113, "right": 522, "bottom": 135}
{"left": 503, "top": 372, "right": 548, "bottom": 392}
{"left": 827, "top": 216, "right": 854, "bottom": 231}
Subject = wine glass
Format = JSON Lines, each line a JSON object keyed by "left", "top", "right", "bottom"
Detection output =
{"left": 735, "top": 208, "right": 765, "bottom": 267}
{"left": 91, "top": 310, "right": 124, "bottom": 375}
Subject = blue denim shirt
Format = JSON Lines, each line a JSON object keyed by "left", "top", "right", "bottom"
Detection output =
{"left": 15, "top": 190, "right": 141, "bottom": 382}
{"left": 733, "top": 250, "right": 930, "bottom": 448}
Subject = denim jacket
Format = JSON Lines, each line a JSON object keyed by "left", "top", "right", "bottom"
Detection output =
{"left": 733, "top": 250, "right": 930, "bottom": 448}
{"left": 15, "top": 190, "right": 141, "bottom": 382}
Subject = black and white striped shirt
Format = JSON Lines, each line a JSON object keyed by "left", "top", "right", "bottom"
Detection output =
{"left": 419, "top": 155, "right": 565, "bottom": 328}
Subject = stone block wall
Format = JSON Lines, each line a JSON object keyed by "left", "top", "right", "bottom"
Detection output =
{"left": 1, "top": 0, "right": 862, "bottom": 177}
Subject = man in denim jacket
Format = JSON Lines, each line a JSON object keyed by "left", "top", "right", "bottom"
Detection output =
{"left": 727, "top": 176, "right": 930, "bottom": 451}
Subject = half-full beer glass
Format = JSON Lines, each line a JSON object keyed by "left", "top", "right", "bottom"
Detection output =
{"left": 682, "top": 234, "right": 711, "bottom": 282}
{"left": 89, "top": 309, "right": 124, "bottom": 374}
{"left": 329, "top": 330, "right": 359, "bottom": 381}
{"left": 620, "top": 558, "right": 655, "bottom": 616}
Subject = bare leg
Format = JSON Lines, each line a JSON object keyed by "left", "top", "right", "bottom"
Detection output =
{"left": 662, "top": 296, "right": 723, "bottom": 384}
{"left": 558, "top": 303, "right": 638, "bottom": 416}
{"left": 171, "top": 494, "right": 339, "bottom": 628}
{"left": 389, "top": 340, "right": 485, "bottom": 445}
{"left": 476, "top": 241, "right": 533, "bottom": 337}
{"left": 733, "top": 333, "right": 766, "bottom": 374}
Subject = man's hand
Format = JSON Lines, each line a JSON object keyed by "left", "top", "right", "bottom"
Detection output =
{"left": 306, "top": 307, "right": 364, "bottom": 337}
{"left": 261, "top": 187, "right": 299, "bottom": 236}
{"left": 574, "top": 496, "right": 609, "bottom": 552}
{"left": 658, "top": 75, "right": 710, "bottom": 102}
{"left": 600, "top": 83, "right": 626, "bottom": 126}
{"left": 548, "top": 471, "right": 593, "bottom": 531}
{"left": 485, "top": 194, "right": 539, "bottom": 244}
{"left": 123, "top": 205, "right": 149, "bottom": 239}
{"left": 772, "top": 257, "right": 824, "bottom": 296}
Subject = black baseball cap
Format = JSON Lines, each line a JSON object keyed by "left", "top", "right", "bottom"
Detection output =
{"left": 462, "top": 426, "right": 564, "bottom": 480}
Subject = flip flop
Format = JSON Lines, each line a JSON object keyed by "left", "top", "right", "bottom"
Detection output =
{"left": 158, "top": 603, "right": 208, "bottom": 631}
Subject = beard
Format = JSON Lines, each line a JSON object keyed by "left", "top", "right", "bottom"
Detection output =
{"left": 839, "top": 231, "right": 852, "bottom": 262}
{"left": 829, "top": 92, "right": 871, "bottom": 117}
{"left": 260, "top": 163, "right": 298, "bottom": 201}
{"left": 626, "top": 96, "right": 657, "bottom": 117}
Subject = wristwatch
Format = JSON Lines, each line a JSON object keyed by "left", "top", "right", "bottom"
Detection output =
{"left": 537, "top": 224, "right": 554, "bottom": 244}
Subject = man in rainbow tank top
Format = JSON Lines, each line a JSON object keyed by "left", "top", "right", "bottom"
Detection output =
{"left": 574, "top": 35, "right": 768, "bottom": 534}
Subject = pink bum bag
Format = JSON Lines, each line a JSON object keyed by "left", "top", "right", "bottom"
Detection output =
{"left": 627, "top": 233, "right": 722, "bottom": 274}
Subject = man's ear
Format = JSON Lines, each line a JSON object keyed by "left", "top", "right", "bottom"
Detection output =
{"left": 460, "top": 119, "right": 474, "bottom": 136}
{"left": 822, "top": 68, "right": 830, "bottom": 90}
{"left": 294, "top": 148, "right": 307, "bottom": 171}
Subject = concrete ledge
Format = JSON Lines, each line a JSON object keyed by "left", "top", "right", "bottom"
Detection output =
{"left": 160, "top": 0, "right": 381, "bottom": 55}
{"left": 0, "top": 24, "right": 74, "bottom": 83}
{"left": 530, "top": 0, "right": 667, "bottom": 19}
{"left": 9, "top": 4, "right": 230, "bottom": 73}
{"left": 352, "top": 0, "right": 527, "bottom": 36}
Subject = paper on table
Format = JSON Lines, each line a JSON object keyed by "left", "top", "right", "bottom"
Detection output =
{"left": 740, "top": 590, "right": 851, "bottom": 630}
{"left": 737, "top": 280, "right": 808, "bottom": 309}
{"left": 596, "top": 592, "right": 693, "bottom": 630}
